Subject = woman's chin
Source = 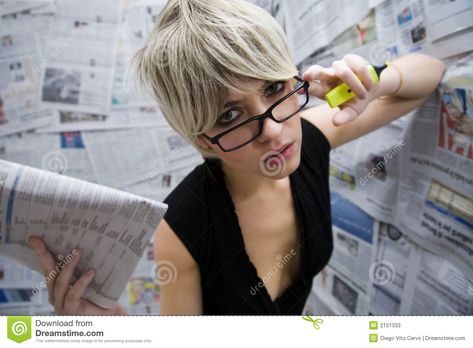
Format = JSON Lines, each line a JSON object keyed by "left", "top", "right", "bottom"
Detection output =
{"left": 258, "top": 149, "right": 300, "bottom": 179}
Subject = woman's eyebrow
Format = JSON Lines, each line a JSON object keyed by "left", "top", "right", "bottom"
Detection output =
{"left": 223, "top": 98, "right": 245, "bottom": 108}
{"left": 223, "top": 80, "right": 275, "bottom": 108}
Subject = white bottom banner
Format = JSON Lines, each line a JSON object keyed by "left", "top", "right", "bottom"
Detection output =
{"left": 0, "top": 315, "right": 471, "bottom": 347}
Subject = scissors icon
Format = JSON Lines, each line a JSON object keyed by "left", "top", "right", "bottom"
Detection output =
{"left": 302, "top": 316, "right": 324, "bottom": 330}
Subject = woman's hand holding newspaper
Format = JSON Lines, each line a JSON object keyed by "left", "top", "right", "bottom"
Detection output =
{"left": 29, "top": 237, "right": 128, "bottom": 315}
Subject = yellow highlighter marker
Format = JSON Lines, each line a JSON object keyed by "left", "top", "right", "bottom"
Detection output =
{"left": 325, "top": 62, "right": 389, "bottom": 108}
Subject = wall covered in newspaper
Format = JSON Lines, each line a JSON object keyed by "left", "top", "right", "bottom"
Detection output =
{"left": 0, "top": 0, "right": 472, "bottom": 315}
{"left": 291, "top": 0, "right": 473, "bottom": 315}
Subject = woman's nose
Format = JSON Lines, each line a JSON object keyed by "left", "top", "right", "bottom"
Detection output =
{"left": 257, "top": 115, "right": 284, "bottom": 143}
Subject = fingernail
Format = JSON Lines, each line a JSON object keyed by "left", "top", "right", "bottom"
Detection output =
{"left": 86, "top": 269, "right": 95, "bottom": 278}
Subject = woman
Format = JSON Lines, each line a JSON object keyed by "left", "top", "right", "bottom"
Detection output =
{"left": 28, "top": 0, "right": 445, "bottom": 315}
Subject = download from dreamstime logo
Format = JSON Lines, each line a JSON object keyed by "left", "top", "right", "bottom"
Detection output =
{"left": 151, "top": 260, "right": 178, "bottom": 286}
{"left": 369, "top": 260, "right": 396, "bottom": 286}
{"left": 41, "top": 150, "right": 68, "bottom": 174}
{"left": 260, "top": 150, "right": 286, "bottom": 176}
{"left": 7, "top": 316, "right": 32, "bottom": 343}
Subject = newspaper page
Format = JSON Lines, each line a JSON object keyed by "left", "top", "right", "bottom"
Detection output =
{"left": 309, "top": 192, "right": 379, "bottom": 315}
{"left": 296, "top": 4, "right": 399, "bottom": 108}
{"left": 122, "top": 0, "right": 166, "bottom": 53}
{"left": 328, "top": 54, "right": 473, "bottom": 279}
{"left": 0, "top": 159, "right": 168, "bottom": 308}
{"left": 329, "top": 112, "right": 412, "bottom": 223}
{"left": 123, "top": 165, "right": 199, "bottom": 203}
{"left": 425, "top": 28, "right": 473, "bottom": 61}
{"left": 372, "top": 0, "right": 399, "bottom": 62}
{"left": 0, "top": 254, "right": 51, "bottom": 315}
{"left": 283, "top": 0, "right": 370, "bottom": 64}
{"left": 302, "top": 289, "right": 335, "bottom": 315}
{"left": 329, "top": 192, "right": 378, "bottom": 293}
{"left": 39, "top": 0, "right": 122, "bottom": 119}
{"left": 36, "top": 103, "right": 168, "bottom": 132}
{"left": 248, "top": 0, "right": 286, "bottom": 30}
{"left": 368, "top": 223, "right": 417, "bottom": 315}
{"left": 425, "top": 0, "right": 473, "bottom": 43}
{"left": 0, "top": 1, "right": 53, "bottom": 16}
{"left": 109, "top": 0, "right": 166, "bottom": 129}
{"left": 81, "top": 127, "right": 203, "bottom": 188}
{"left": 396, "top": 55, "right": 473, "bottom": 280}
{"left": 392, "top": 0, "right": 428, "bottom": 54}
{"left": 375, "top": 0, "right": 397, "bottom": 44}
{"left": 0, "top": 1, "right": 55, "bottom": 56}
{"left": 4, "top": 131, "right": 97, "bottom": 183}
{"left": 38, "top": 0, "right": 168, "bottom": 132}
{"left": 310, "top": 264, "right": 371, "bottom": 315}
{"left": 0, "top": 31, "right": 55, "bottom": 136}
{"left": 122, "top": 242, "right": 161, "bottom": 315}
{"left": 368, "top": 223, "right": 473, "bottom": 315}
{"left": 400, "top": 246, "right": 473, "bottom": 315}
{"left": 297, "top": 8, "right": 378, "bottom": 70}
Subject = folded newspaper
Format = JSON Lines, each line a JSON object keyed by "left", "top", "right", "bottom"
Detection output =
{"left": 0, "top": 159, "right": 168, "bottom": 309}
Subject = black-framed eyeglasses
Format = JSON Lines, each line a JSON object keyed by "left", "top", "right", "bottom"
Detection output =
{"left": 201, "top": 76, "right": 309, "bottom": 152}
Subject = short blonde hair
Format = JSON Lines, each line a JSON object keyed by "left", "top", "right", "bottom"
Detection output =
{"left": 134, "top": 0, "right": 297, "bottom": 158}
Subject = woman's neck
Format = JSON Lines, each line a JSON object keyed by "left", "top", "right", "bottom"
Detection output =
{"left": 220, "top": 160, "right": 289, "bottom": 199}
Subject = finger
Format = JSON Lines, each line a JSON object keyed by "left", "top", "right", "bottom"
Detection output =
{"left": 333, "top": 104, "right": 360, "bottom": 126}
{"left": 63, "top": 269, "right": 95, "bottom": 314}
{"left": 332, "top": 60, "right": 367, "bottom": 99}
{"left": 28, "top": 237, "right": 59, "bottom": 305}
{"left": 343, "top": 54, "right": 374, "bottom": 90}
{"left": 302, "top": 65, "right": 338, "bottom": 84}
{"left": 54, "top": 248, "right": 81, "bottom": 312}
{"left": 306, "top": 80, "right": 330, "bottom": 99}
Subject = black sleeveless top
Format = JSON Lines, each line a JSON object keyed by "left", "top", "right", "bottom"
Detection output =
{"left": 163, "top": 117, "right": 333, "bottom": 314}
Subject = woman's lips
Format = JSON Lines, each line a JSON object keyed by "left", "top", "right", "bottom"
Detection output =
{"left": 266, "top": 141, "right": 295, "bottom": 162}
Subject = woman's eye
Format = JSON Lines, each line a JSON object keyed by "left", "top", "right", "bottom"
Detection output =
{"left": 219, "top": 109, "right": 242, "bottom": 125}
{"left": 266, "top": 81, "right": 285, "bottom": 96}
